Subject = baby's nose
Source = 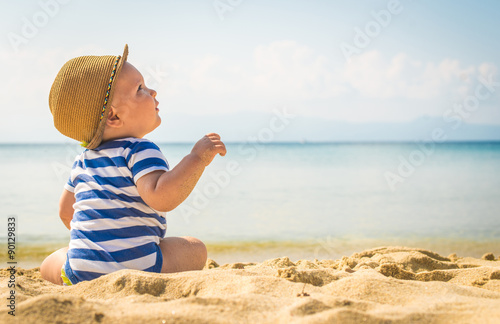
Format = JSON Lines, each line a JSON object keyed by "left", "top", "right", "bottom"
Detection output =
{"left": 150, "top": 89, "right": 157, "bottom": 98}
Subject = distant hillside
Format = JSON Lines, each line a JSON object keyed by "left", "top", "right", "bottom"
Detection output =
{"left": 3, "top": 111, "right": 500, "bottom": 144}
{"left": 150, "top": 112, "right": 500, "bottom": 143}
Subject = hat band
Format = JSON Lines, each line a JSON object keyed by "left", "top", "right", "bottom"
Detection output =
{"left": 80, "top": 55, "right": 121, "bottom": 148}
{"left": 100, "top": 55, "right": 121, "bottom": 120}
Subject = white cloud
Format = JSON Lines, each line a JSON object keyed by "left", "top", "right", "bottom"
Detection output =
{"left": 343, "top": 50, "right": 480, "bottom": 100}
{"left": 160, "top": 42, "right": 495, "bottom": 107}
{"left": 188, "top": 55, "right": 241, "bottom": 95}
{"left": 158, "top": 40, "right": 348, "bottom": 106}
{"left": 251, "top": 40, "right": 346, "bottom": 99}
{"left": 478, "top": 62, "right": 497, "bottom": 79}
{"left": 1, "top": 41, "right": 499, "bottom": 142}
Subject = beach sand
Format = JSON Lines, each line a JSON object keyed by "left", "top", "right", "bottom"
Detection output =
{"left": 1, "top": 246, "right": 500, "bottom": 324}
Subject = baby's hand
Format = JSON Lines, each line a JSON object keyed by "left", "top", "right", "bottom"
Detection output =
{"left": 191, "top": 133, "right": 227, "bottom": 166}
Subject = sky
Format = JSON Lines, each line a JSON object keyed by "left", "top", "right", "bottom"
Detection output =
{"left": 1, "top": 0, "right": 499, "bottom": 143}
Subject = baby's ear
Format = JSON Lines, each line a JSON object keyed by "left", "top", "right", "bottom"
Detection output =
{"left": 105, "top": 106, "right": 122, "bottom": 128}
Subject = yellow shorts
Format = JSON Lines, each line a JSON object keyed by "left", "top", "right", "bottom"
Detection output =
{"left": 61, "top": 266, "right": 73, "bottom": 286}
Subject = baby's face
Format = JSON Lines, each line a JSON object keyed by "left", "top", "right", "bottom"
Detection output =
{"left": 109, "top": 62, "right": 161, "bottom": 138}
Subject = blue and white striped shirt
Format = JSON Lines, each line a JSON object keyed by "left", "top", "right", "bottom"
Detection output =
{"left": 62, "top": 137, "right": 169, "bottom": 284}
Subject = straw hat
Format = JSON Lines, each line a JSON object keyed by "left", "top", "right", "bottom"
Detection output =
{"left": 49, "top": 44, "right": 129, "bottom": 149}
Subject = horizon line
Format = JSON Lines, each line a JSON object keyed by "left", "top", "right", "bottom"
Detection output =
{"left": 1, "top": 140, "right": 500, "bottom": 146}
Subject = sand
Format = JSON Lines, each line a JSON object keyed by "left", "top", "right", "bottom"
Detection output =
{"left": 1, "top": 246, "right": 500, "bottom": 324}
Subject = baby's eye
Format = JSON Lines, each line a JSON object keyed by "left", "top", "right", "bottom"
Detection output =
{"left": 137, "top": 84, "right": 143, "bottom": 91}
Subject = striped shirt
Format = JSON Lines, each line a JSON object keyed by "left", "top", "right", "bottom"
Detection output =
{"left": 62, "top": 137, "right": 169, "bottom": 284}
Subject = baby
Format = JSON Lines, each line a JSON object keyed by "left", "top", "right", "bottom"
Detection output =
{"left": 40, "top": 44, "right": 226, "bottom": 286}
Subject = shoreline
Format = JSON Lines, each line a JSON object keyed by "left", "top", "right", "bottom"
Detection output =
{"left": 5, "top": 237, "right": 500, "bottom": 270}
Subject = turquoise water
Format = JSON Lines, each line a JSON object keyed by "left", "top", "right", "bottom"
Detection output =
{"left": 1, "top": 142, "right": 500, "bottom": 260}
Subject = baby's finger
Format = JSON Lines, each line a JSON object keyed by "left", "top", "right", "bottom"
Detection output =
{"left": 206, "top": 133, "right": 220, "bottom": 140}
{"left": 214, "top": 143, "right": 227, "bottom": 156}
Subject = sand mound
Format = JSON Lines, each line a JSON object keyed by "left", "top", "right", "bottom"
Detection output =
{"left": 1, "top": 246, "right": 500, "bottom": 323}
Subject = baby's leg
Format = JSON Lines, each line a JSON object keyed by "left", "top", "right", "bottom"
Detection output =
{"left": 159, "top": 237, "right": 207, "bottom": 273}
{"left": 40, "top": 247, "right": 68, "bottom": 285}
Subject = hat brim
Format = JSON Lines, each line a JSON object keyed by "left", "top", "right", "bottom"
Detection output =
{"left": 86, "top": 44, "right": 129, "bottom": 150}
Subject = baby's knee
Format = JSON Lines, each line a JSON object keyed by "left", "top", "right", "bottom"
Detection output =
{"left": 197, "top": 241, "right": 208, "bottom": 262}
{"left": 40, "top": 256, "right": 61, "bottom": 285}
{"left": 40, "top": 247, "right": 68, "bottom": 285}
{"left": 40, "top": 257, "right": 50, "bottom": 279}
{"left": 184, "top": 236, "right": 207, "bottom": 266}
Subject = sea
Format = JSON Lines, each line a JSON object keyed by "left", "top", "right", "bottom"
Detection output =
{"left": 1, "top": 141, "right": 499, "bottom": 267}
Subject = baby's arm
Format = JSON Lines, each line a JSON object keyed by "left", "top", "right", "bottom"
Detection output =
{"left": 59, "top": 188, "right": 75, "bottom": 230}
{"left": 137, "top": 133, "right": 226, "bottom": 212}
